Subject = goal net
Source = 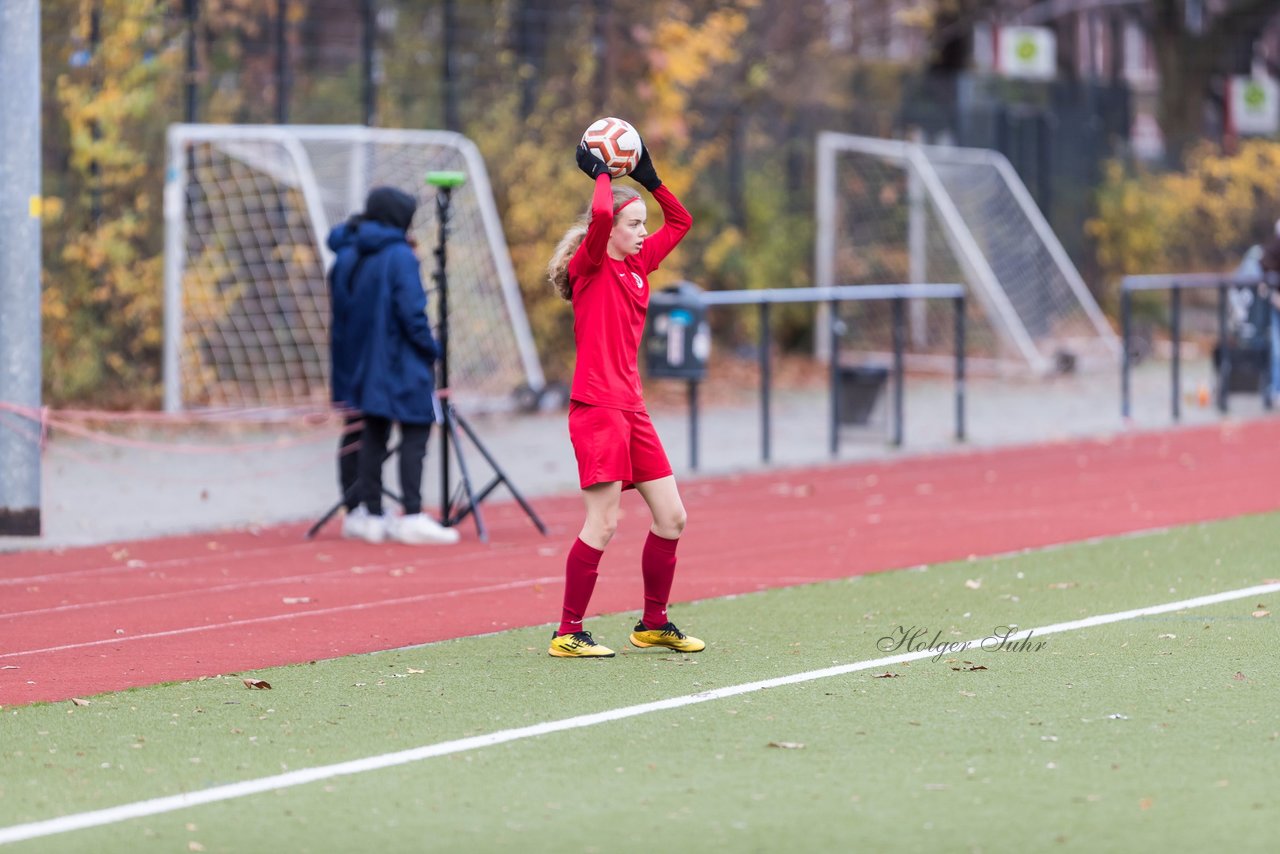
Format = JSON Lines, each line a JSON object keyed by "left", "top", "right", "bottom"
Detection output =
{"left": 815, "top": 133, "right": 1119, "bottom": 374}
{"left": 163, "top": 124, "right": 544, "bottom": 412}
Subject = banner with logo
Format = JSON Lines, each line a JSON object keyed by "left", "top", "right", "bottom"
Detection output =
{"left": 1230, "top": 76, "right": 1279, "bottom": 136}
{"left": 996, "top": 26, "right": 1056, "bottom": 80}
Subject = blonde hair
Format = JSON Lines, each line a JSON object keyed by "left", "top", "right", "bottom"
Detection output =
{"left": 547, "top": 185, "right": 642, "bottom": 301}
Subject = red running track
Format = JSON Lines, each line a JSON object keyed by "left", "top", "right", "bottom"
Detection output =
{"left": 3, "top": 420, "right": 1279, "bottom": 706}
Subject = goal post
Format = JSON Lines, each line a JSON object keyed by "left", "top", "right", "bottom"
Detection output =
{"left": 815, "top": 132, "right": 1120, "bottom": 374}
{"left": 163, "top": 124, "right": 544, "bottom": 412}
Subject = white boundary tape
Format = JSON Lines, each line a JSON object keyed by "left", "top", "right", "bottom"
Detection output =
{"left": 2, "top": 580, "right": 1277, "bottom": 846}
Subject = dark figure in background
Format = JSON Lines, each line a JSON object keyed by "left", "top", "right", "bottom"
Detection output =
{"left": 326, "top": 214, "right": 365, "bottom": 536}
{"left": 343, "top": 187, "right": 459, "bottom": 546}
{"left": 1261, "top": 219, "right": 1280, "bottom": 402}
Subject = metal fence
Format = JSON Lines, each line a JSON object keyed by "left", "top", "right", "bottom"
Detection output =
{"left": 670, "top": 284, "right": 968, "bottom": 471}
{"left": 1120, "top": 273, "right": 1278, "bottom": 421}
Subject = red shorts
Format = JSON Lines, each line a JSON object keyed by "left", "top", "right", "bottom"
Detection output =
{"left": 568, "top": 401, "right": 672, "bottom": 490}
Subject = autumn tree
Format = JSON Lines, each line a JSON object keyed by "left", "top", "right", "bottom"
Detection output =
{"left": 41, "top": 0, "right": 182, "bottom": 406}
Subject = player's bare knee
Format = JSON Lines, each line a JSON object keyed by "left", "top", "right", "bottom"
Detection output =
{"left": 592, "top": 517, "right": 619, "bottom": 544}
{"left": 656, "top": 508, "right": 686, "bottom": 538}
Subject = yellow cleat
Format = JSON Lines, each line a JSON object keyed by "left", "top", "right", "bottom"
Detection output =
{"left": 549, "top": 630, "right": 615, "bottom": 658}
{"left": 629, "top": 621, "right": 705, "bottom": 653}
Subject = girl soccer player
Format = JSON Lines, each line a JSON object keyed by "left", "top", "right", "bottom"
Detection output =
{"left": 544, "top": 138, "right": 703, "bottom": 658}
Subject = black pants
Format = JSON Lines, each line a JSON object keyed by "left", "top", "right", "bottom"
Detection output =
{"left": 338, "top": 413, "right": 363, "bottom": 512}
{"left": 358, "top": 415, "right": 431, "bottom": 516}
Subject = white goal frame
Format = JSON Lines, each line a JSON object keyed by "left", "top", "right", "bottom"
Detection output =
{"left": 163, "top": 124, "right": 544, "bottom": 412}
{"left": 815, "top": 132, "right": 1119, "bottom": 374}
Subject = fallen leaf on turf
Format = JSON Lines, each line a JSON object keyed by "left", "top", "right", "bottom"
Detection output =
{"left": 951, "top": 664, "right": 987, "bottom": 671}
{"left": 1252, "top": 610, "right": 1270, "bottom": 618}
{"left": 964, "top": 579, "right": 982, "bottom": 589}
{"left": 1158, "top": 633, "right": 1176, "bottom": 639}
{"left": 70, "top": 698, "right": 90, "bottom": 706}
{"left": 242, "top": 679, "right": 272, "bottom": 690}
{"left": 872, "top": 672, "right": 900, "bottom": 678}
{"left": 767, "top": 741, "right": 805, "bottom": 750}
{"left": 407, "top": 668, "right": 424, "bottom": 674}
{"left": 1233, "top": 672, "right": 1246, "bottom": 681}
{"left": 1138, "top": 798, "right": 1154, "bottom": 810}
{"left": 1107, "top": 713, "right": 1129, "bottom": 720}
{"left": 959, "top": 691, "right": 976, "bottom": 697}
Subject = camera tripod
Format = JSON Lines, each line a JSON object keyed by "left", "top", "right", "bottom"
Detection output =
{"left": 307, "top": 175, "right": 546, "bottom": 544}
{"left": 428, "top": 172, "right": 546, "bottom": 544}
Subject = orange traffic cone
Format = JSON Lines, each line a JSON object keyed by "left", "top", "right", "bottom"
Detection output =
{"left": 1196, "top": 382, "right": 1211, "bottom": 408}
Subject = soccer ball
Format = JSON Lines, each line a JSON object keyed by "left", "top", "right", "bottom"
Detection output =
{"left": 580, "top": 117, "right": 642, "bottom": 177}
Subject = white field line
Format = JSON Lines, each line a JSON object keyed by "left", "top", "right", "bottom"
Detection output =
{"left": 0, "top": 535, "right": 566, "bottom": 586}
{"left": 0, "top": 576, "right": 562, "bottom": 660}
{"left": 0, "top": 564, "right": 562, "bottom": 622}
{"left": 2, "top": 580, "right": 1277, "bottom": 846}
{"left": 0, "top": 545, "right": 307, "bottom": 586}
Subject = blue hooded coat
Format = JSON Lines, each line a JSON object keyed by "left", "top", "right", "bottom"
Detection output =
{"left": 326, "top": 218, "right": 361, "bottom": 407}
{"left": 345, "top": 191, "right": 441, "bottom": 425}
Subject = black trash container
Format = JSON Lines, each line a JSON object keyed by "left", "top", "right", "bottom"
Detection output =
{"left": 645, "top": 281, "right": 710, "bottom": 381}
{"left": 836, "top": 364, "right": 889, "bottom": 425}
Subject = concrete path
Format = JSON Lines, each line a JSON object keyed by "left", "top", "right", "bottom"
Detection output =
{"left": 1, "top": 357, "right": 1273, "bottom": 552}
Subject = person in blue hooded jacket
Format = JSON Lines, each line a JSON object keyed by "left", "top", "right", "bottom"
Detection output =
{"left": 342, "top": 187, "right": 459, "bottom": 546}
{"left": 326, "top": 215, "right": 365, "bottom": 536}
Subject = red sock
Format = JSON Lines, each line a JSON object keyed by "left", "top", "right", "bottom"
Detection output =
{"left": 641, "top": 531, "right": 679, "bottom": 629}
{"left": 558, "top": 538, "right": 604, "bottom": 636}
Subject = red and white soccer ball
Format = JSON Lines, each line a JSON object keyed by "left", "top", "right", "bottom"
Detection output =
{"left": 580, "top": 117, "right": 642, "bottom": 177}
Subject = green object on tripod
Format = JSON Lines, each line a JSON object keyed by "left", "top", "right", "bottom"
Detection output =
{"left": 425, "top": 171, "right": 467, "bottom": 188}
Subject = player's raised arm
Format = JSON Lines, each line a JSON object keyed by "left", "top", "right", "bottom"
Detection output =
{"left": 575, "top": 143, "right": 614, "bottom": 271}
{"left": 631, "top": 143, "right": 692, "bottom": 273}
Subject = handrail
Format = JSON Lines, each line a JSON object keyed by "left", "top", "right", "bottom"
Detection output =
{"left": 1119, "top": 272, "right": 1277, "bottom": 421}
{"left": 674, "top": 283, "right": 968, "bottom": 470}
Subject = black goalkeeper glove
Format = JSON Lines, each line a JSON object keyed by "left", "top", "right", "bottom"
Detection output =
{"left": 576, "top": 142, "right": 611, "bottom": 181}
{"left": 629, "top": 141, "right": 662, "bottom": 193}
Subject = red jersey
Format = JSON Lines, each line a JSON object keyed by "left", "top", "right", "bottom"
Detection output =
{"left": 568, "top": 175, "right": 692, "bottom": 410}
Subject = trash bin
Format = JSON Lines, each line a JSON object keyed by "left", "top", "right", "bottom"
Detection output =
{"left": 645, "top": 281, "right": 710, "bottom": 381}
{"left": 836, "top": 364, "right": 889, "bottom": 425}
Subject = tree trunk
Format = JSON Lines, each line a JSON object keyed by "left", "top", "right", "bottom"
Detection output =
{"left": 1151, "top": 25, "right": 1210, "bottom": 165}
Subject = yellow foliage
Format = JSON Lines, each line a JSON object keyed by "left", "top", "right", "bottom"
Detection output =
{"left": 1088, "top": 140, "right": 1280, "bottom": 309}
{"left": 41, "top": 0, "right": 179, "bottom": 406}
{"left": 703, "top": 227, "right": 744, "bottom": 274}
{"left": 642, "top": 7, "right": 750, "bottom": 145}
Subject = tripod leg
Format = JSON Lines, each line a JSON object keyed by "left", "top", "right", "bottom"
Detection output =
{"left": 452, "top": 410, "right": 548, "bottom": 535}
{"left": 306, "top": 475, "right": 364, "bottom": 540}
{"left": 311, "top": 440, "right": 409, "bottom": 540}
{"left": 446, "top": 476, "right": 501, "bottom": 526}
{"left": 305, "top": 498, "right": 346, "bottom": 540}
{"left": 442, "top": 405, "right": 489, "bottom": 543}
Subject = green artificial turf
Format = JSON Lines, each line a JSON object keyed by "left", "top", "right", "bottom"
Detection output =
{"left": 2, "top": 512, "right": 1277, "bottom": 853}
